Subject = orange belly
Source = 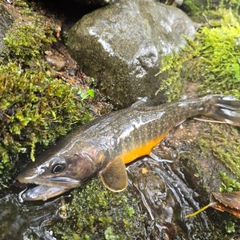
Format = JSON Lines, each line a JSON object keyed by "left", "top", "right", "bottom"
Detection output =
{"left": 121, "top": 132, "right": 168, "bottom": 164}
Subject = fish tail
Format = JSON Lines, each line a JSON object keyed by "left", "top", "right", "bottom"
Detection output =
{"left": 204, "top": 95, "right": 240, "bottom": 126}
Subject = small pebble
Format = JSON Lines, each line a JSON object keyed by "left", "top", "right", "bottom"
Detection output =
{"left": 45, "top": 55, "right": 66, "bottom": 71}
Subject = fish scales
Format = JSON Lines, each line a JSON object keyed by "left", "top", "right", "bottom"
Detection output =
{"left": 113, "top": 98, "right": 213, "bottom": 164}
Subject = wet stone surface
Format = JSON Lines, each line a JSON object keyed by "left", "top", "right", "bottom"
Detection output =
{"left": 127, "top": 157, "right": 211, "bottom": 240}
{"left": 0, "top": 193, "right": 62, "bottom": 239}
{"left": 67, "top": 0, "right": 196, "bottom": 108}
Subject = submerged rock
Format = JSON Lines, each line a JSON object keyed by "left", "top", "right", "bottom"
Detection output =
{"left": 67, "top": 0, "right": 195, "bottom": 107}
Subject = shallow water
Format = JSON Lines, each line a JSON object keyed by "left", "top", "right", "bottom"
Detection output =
{"left": 127, "top": 157, "right": 211, "bottom": 239}
{"left": 0, "top": 192, "right": 63, "bottom": 240}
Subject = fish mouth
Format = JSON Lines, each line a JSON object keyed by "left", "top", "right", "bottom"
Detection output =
{"left": 19, "top": 185, "right": 71, "bottom": 201}
{"left": 18, "top": 176, "right": 80, "bottom": 201}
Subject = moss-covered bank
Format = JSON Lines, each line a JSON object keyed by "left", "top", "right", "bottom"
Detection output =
{"left": 158, "top": 7, "right": 240, "bottom": 184}
{"left": 0, "top": 0, "right": 93, "bottom": 189}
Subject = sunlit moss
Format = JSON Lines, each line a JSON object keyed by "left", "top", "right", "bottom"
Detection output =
{"left": 196, "top": 10, "right": 240, "bottom": 97}
{"left": 2, "top": 0, "right": 56, "bottom": 62}
{"left": 52, "top": 178, "right": 147, "bottom": 239}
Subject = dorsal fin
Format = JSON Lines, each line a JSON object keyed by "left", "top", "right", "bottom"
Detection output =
{"left": 99, "top": 156, "right": 128, "bottom": 192}
{"left": 131, "top": 97, "right": 152, "bottom": 108}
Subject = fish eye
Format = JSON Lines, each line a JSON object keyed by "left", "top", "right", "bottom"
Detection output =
{"left": 52, "top": 164, "right": 65, "bottom": 174}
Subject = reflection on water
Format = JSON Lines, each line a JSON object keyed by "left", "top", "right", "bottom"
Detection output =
{"left": 127, "top": 157, "right": 211, "bottom": 239}
{"left": 0, "top": 193, "right": 62, "bottom": 240}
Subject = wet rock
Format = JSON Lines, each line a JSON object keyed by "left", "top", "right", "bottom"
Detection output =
{"left": 0, "top": 193, "right": 62, "bottom": 239}
{"left": 127, "top": 157, "right": 211, "bottom": 239}
{"left": 67, "top": 0, "right": 195, "bottom": 107}
{"left": 0, "top": 4, "right": 14, "bottom": 55}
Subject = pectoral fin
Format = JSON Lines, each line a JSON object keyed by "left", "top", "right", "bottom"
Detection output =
{"left": 99, "top": 156, "right": 128, "bottom": 192}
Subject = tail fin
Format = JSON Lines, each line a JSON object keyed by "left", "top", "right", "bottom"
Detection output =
{"left": 206, "top": 95, "right": 240, "bottom": 126}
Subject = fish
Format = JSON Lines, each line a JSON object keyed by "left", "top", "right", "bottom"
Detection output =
{"left": 18, "top": 95, "right": 240, "bottom": 201}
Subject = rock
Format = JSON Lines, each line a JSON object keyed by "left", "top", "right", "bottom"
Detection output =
{"left": 67, "top": 0, "right": 195, "bottom": 108}
{"left": 0, "top": 4, "right": 14, "bottom": 56}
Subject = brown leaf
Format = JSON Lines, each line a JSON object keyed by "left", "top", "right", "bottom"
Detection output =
{"left": 210, "top": 192, "right": 240, "bottom": 218}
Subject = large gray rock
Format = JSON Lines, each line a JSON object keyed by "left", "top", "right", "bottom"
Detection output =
{"left": 67, "top": 0, "right": 195, "bottom": 108}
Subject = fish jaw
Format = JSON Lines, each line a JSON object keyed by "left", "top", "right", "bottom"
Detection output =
{"left": 17, "top": 160, "right": 81, "bottom": 200}
{"left": 19, "top": 185, "right": 71, "bottom": 201}
{"left": 18, "top": 175, "right": 81, "bottom": 201}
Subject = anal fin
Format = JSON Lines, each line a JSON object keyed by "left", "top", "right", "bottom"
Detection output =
{"left": 99, "top": 156, "right": 128, "bottom": 192}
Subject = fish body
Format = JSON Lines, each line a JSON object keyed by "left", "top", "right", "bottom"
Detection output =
{"left": 18, "top": 95, "right": 240, "bottom": 201}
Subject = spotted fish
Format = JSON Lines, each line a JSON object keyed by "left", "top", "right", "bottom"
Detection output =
{"left": 18, "top": 95, "right": 240, "bottom": 201}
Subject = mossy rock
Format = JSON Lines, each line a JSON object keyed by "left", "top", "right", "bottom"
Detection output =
{"left": 51, "top": 178, "right": 147, "bottom": 239}
{"left": 157, "top": 8, "right": 240, "bottom": 102}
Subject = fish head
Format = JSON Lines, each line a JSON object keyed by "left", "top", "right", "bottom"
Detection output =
{"left": 18, "top": 151, "right": 101, "bottom": 201}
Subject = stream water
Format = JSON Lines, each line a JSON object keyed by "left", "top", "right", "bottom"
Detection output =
{"left": 127, "top": 157, "right": 211, "bottom": 239}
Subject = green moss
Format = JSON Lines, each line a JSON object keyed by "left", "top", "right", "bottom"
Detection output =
{"left": 181, "top": 0, "right": 206, "bottom": 16}
{"left": 220, "top": 172, "right": 240, "bottom": 192}
{"left": 157, "top": 8, "right": 240, "bottom": 102}
{"left": 192, "top": 123, "right": 240, "bottom": 233}
{"left": 3, "top": 0, "right": 56, "bottom": 67}
{"left": 4, "top": 20, "right": 56, "bottom": 65}
{"left": 0, "top": 0, "right": 94, "bottom": 189}
{"left": 52, "top": 178, "right": 147, "bottom": 239}
{"left": 158, "top": 8, "right": 240, "bottom": 193}
{"left": 179, "top": 122, "right": 240, "bottom": 235}
{"left": 220, "top": 0, "right": 240, "bottom": 15}
{"left": 155, "top": 53, "right": 184, "bottom": 102}
{"left": 155, "top": 41, "right": 197, "bottom": 102}
{"left": 0, "top": 61, "right": 93, "bottom": 187}
{"left": 181, "top": 0, "right": 240, "bottom": 17}
{"left": 197, "top": 124, "right": 240, "bottom": 181}
{"left": 197, "top": 10, "right": 240, "bottom": 97}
